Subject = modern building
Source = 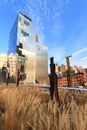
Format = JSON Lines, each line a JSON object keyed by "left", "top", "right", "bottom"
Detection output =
{"left": 35, "top": 38, "right": 48, "bottom": 85}
{"left": 8, "top": 12, "right": 48, "bottom": 85}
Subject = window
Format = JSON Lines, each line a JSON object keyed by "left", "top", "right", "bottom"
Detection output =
{"left": 24, "top": 20, "right": 29, "bottom": 26}
{"left": 21, "top": 30, "right": 29, "bottom": 37}
{"left": 20, "top": 36, "right": 26, "bottom": 42}
{"left": 18, "top": 22, "right": 26, "bottom": 29}
{"left": 20, "top": 65, "right": 24, "bottom": 72}
{"left": 19, "top": 16, "right": 21, "bottom": 21}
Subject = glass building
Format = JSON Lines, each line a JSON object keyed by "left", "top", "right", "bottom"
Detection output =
{"left": 8, "top": 12, "right": 48, "bottom": 85}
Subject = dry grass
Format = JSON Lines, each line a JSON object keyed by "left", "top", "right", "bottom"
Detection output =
{"left": 0, "top": 84, "right": 87, "bottom": 130}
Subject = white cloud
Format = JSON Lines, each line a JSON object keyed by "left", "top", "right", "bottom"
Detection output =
{"left": 71, "top": 60, "right": 87, "bottom": 68}
{"left": 72, "top": 47, "right": 87, "bottom": 57}
{"left": 8, "top": 0, "right": 70, "bottom": 42}
{"left": 81, "top": 57, "right": 87, "bottom": 61}
{"left": 48, "top": 47, "right": 65, "bottom": 64}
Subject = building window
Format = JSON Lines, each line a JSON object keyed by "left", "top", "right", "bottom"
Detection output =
{"left": 20, "top": 36, "right": 26, "bottom": 42}
{"left": 20, "top": 65, "right": 24, "bottom": 72}
{"left": 18, "top": 22, "right": 26, "bottom": 29}
{"left": 24, "top": 20, "right": 29, "bottom": 26}
{"left": 19, "top": 16, "right": 21, "bottom": 21}
{"left": 21, "top": 30, "right": 29, "bottom": 37}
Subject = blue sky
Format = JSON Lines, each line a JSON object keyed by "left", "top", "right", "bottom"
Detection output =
{"left": 0, "top": 0, "right": 87, "bottom": 68}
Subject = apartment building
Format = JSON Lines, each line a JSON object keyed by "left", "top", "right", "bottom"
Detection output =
{"left": 0, "top": 53, "right": 7, "bottom": 69}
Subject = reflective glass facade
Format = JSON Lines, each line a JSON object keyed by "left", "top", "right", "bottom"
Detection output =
{"left": 8, "top": 18, "right": 18, "bottom": 54}
{"left": 35, "top": 43, "right": 48, "bottom": 85}
{"left": 8, "top": 12, "right": 48, "bottom": 85}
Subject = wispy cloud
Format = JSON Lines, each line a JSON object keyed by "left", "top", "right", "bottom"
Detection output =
{"left": 64, "top": 33, "right": 75, "bottom": 45}
{"left": 72, "top": 47, "right": 87, "bottom": 57}
{"left": 26, "top": 0, "right": 70, "bottom": 41}
{"left": 48, "top": 47, "right": 65, "bottom": 64}
{"left": 81, "top": 57, "right": 87, "bottom": 61}
{"left": 71, "top": 59, "right": 87, "bottom": 68}
{"left": 6, "top": 0, "right": 70, "bottom": 42}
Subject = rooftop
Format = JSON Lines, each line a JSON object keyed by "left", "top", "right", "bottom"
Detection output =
{"left": 19, "top": 12, "right": 32, "bottom": 21}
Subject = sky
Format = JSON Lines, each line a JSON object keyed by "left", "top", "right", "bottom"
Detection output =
{"left": 0, "top": 0, "right": 87, "bottom": 68}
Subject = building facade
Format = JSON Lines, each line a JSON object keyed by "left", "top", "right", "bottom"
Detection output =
{"left": 8, "top": 12, "right": 48, "bottom": 85}
{"left": 0, "top": 53, "right": 7, "bottom": 69}
{"left": 8, "top": 53, "right": 17, "bottom": 77}
{"left": 36, "top": 41, "right": 48, "bottom": 85}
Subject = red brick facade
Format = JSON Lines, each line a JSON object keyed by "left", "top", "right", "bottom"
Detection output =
{"left": 48, "top": 73, "right": 87, "bottom": 87}
{"left": 58, "top": 73, "right": 87, "bottom": 87}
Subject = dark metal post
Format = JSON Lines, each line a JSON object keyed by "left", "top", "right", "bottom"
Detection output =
{"left": 50, "top": 57, "right": 60, "bottom": 105}
{"left": 50, "top": 57, "right": 55, "bottom": 100}
{"left": 54, "top": 74, "right": 60, "bottom": 104}
{"left": 6, "top": 61, "right": 10, "bottom": 86}
{"left": 16, "top": 69, "right": 20, "bottom": 86}
{"left": 66, "top": 55, "right": 72, "bottom": 87}
{"left": 7, "top": 72, "right": 9, "bottom": 86}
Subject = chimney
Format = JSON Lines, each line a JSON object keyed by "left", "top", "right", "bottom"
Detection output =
{"left": 36, "top": 35, "right": 39, "bottom": 43}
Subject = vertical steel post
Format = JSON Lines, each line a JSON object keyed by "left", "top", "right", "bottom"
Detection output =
{"left": 50, "top": 57, "right": 60, "bottom": 105}
{"left": 16, "top": 69, "right": 20, "bottom": 86}
{"left": 54, "top": 74, "right": 60, "bottom": 104}
{"left": 6, "top": 72, "right": 9, "bottom": 86}
{"left": 6, "top": 61, "right": 10, "bottom": 86}
{"left": 66, "top": 55, "right": 72, "bottom": 87}
{"left": 50, "top": 57, "right": 55, "bottom": 100}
